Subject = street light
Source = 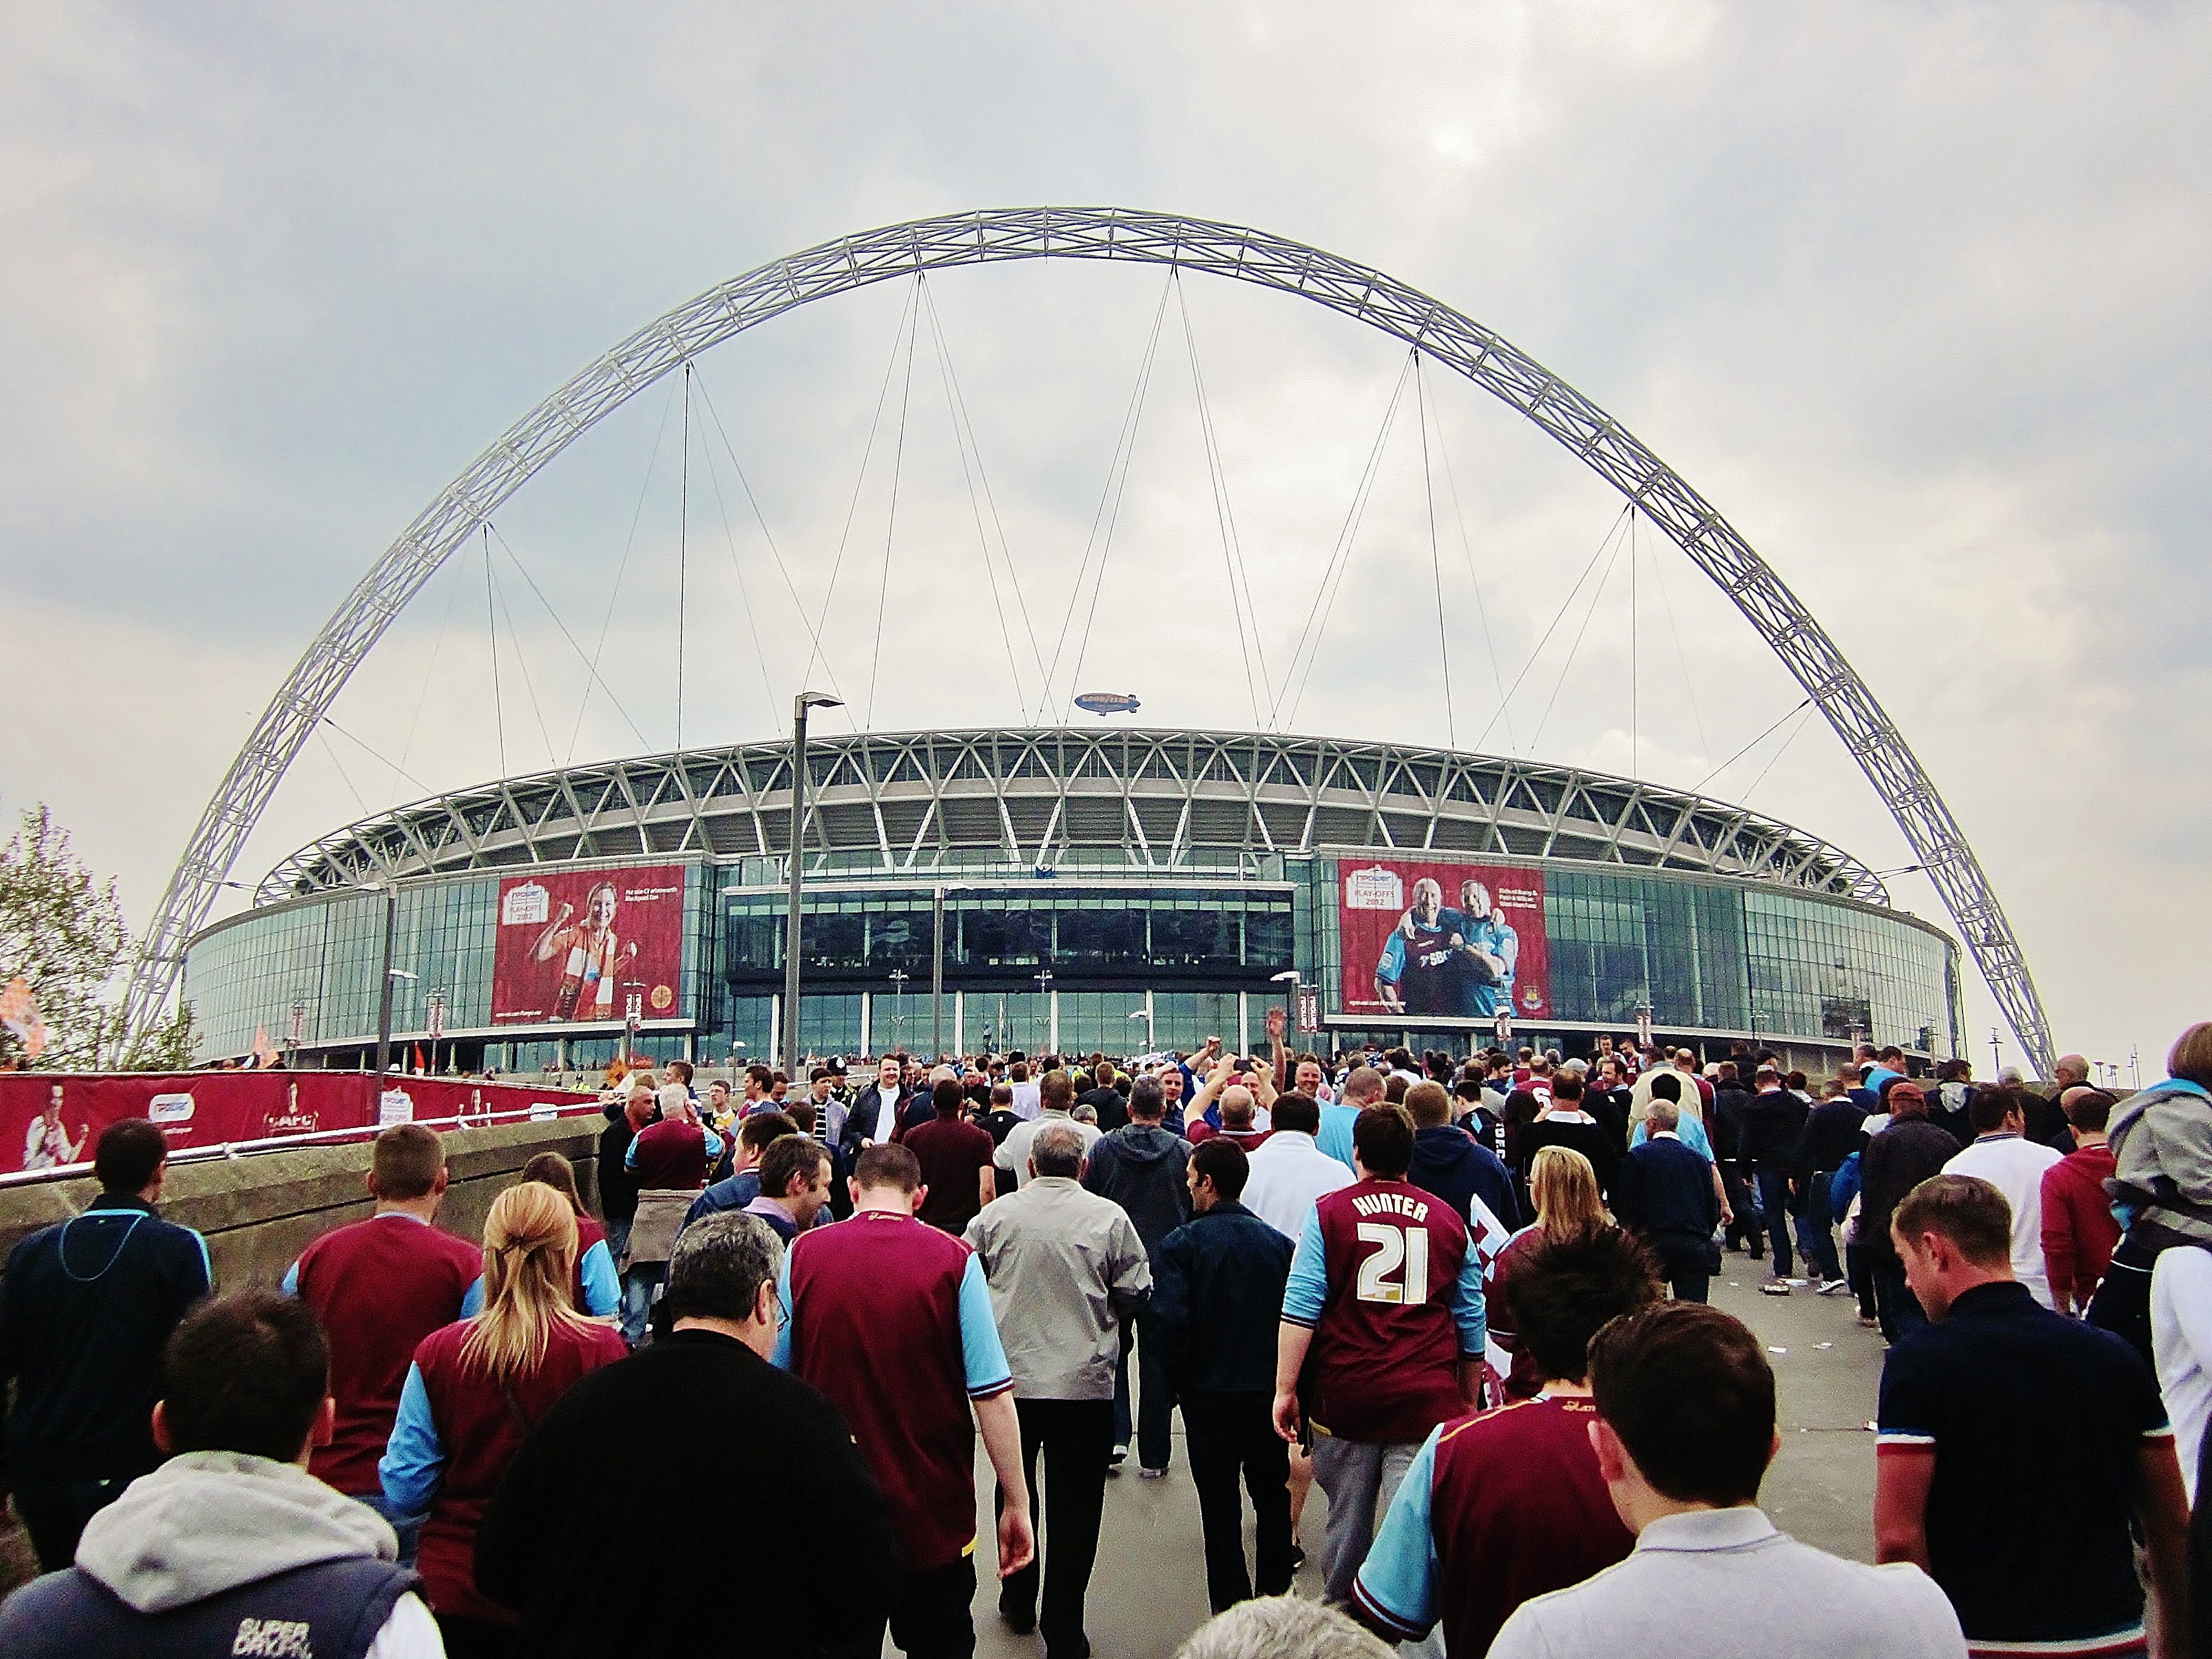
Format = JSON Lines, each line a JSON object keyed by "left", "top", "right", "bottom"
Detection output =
{"left": 1033, "top": 968, "right": 1053, "bottom": 1052}
{"left": 784, "top": 690, "right": 843, "bottom": 1083}
{"left": 888, "top": 969, "right": 910, "bottom": 1051}
{"left": 1127, "top": 1006, "right": 1154, "bottom": 1052}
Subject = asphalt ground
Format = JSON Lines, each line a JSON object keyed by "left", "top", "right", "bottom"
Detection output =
{"left": 938, "top": 1258, "right": 1888, "bottom": 1658}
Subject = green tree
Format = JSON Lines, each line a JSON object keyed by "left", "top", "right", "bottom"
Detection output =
{"left": 0, "top": 805, "right": 199, "bottom": 1071}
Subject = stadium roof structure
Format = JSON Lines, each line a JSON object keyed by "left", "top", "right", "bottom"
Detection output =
{"left": 262, "top": 728, "right": 1890, "bottom": 906}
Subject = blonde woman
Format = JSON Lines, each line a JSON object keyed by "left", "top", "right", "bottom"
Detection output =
{"left": 1486, "top": 1146, "right": 1615, "bottom": 1403}
{"left": 380, "top": 1182, "right": 628, "bottom": 1658}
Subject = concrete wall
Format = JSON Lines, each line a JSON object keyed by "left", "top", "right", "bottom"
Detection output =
{"left": 0, "top": 1118, "right": 606, "bottom": 1290}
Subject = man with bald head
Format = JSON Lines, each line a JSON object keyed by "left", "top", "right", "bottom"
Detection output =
{"left": 1191, "top": 1085, "right": 1274, "bottom": 1154}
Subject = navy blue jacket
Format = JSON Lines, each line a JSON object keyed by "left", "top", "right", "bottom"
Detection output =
{"left": 0, "top": 1195, "right": 212, "bottom": 1485}
{"left": 1611, "top": 1135, "right": 1720, "bottom": 1241}
{"left": 1410, "top": 1123, "right": 1521, "bottom": 1230}
{"left": 1150, "top": 1201, "right": 1293, "bottom": 1395}
{"left": 0, "top": 1555, "right": 416, "bottom": 1659}
{"left": 682, "top": 1169, "right": 761, "bottom": 1233}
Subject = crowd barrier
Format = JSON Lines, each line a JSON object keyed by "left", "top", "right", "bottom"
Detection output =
{"left": 0, "top": 1071, "right": 602, "bottom": 1183}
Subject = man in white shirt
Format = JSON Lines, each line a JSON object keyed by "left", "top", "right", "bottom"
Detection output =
{"left": 1241, "top": 1094, "right": 1355, "bottom": 1240}
{"left": 1942, "top": 1087, "right": 2065, "bottom": 1308}
{"left": 1007, "top": 1061, "right": 1043, "bottom": 1122}
{"left": 1490, "top": 1302, "right": 1963, "bottom": 1659}
{"left": 997, "top": 1070, "right": 1103, "bottom": 1192}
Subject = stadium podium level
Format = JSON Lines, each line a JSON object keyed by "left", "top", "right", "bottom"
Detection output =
{"left": 183, "top": 728, "right": 1961, "bottom": 1073}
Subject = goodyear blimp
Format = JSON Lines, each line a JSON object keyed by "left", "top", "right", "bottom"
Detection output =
{"left": 1073, "top": 691, "right": 1141, "bottom": 717}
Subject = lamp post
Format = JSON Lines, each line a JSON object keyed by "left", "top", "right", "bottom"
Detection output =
{"left": 888, "top": 969, "right": 910, "bottom": 1051}
{"left": 783, "top": 691, "right": 843, "bottom": 1083}
{"left": 1127, "top": 1006, "right": 1154, "bottom": 1052}
{"left": 1032, "top": 968, "right": 1053, "bottom": 1053}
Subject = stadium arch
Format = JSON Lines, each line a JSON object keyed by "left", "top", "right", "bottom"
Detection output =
{"left": 124, "top": 206, "right": 2054, "bottom": 1072}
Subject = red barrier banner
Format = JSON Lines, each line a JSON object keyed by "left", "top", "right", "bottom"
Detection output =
{"left": 491, "top": 864, "right": 686, "bottom": 1027}
{"left": 1335, "top": 860, "right": 1550, "bottom": 1022}
{"left": 0, "top": 1072, "right": 601, "bottom": 1176}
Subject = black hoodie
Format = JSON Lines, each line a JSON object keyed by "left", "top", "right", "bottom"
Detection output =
{"left": 1081, "top": 1124, "right": 1193, "bottom": 1254}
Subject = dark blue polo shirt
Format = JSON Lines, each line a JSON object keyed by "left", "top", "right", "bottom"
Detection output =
{"left": 1877, "top": 1280, "right": 2169, "bottom": 1646}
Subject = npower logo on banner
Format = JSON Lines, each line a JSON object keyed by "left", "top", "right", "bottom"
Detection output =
{"left": 147, "top": 1093, "right": 195, "bottom": 1125}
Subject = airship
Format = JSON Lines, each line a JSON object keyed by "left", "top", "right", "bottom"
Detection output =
{"left": 1073, "top": 691, "right": 1141, "bottom": 717}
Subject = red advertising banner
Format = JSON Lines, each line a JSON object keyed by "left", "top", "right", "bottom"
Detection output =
{"left": 1335, "top": 860, "right": 1550, "bottom": 1022}
{"left": 0, "top": 1072, "right": 601, "bottom": 1176}
{"left": 491, "top": 864, "right": 686, "bottom": 1028}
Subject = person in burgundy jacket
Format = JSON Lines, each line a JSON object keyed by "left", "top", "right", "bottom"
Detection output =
{"left": 284, "top": 1123, "right": 483, "bottom": 1531}
{"left": 2042, "top": 1087, "right": 2122, "bottom": 1318}
{"left": 776, "top": 1142, "right": 1032, "bottom": 1657}
{"left": 380, "top": 1181, "right": 627, "bottom": 1658}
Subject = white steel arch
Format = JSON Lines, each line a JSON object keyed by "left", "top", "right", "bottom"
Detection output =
{"left": 127, "top": 206, "right": 2053, "bottom": 1071}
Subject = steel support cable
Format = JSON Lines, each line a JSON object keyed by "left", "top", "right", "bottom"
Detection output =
{"left": 385, "top": 554, "right": 467, "bottom": 810}
{"left": 692, "top": 416, "right": 783, "bottom": 727}
{"left": 318, "top": 728, "right": 371, "bottom": 816}
{"left": 864, "top": 296, "right": 922, "bottom": 731}
{"left": 1630, "top": 507, "right": 1639, "bottom": 779}
{"left": 1057, "top": 320, "right": 1168, "bottom": 721}
{"left": 1526, "top": 509, "right": 1632, "bottom": 755}
{"left": 688, "top": 367, "right": 844, "bottom": 709}
{"left": 918, "top": 278, "right": 1050, "bottom": 717}
{"left": 797, "top": 276, "right": 922, "bottom": 703}
{"left": 676, "top": 363, "right": 691, "bottom": 752}
{"left": 569, "top": 374, "right": 679, "bottom": 763}
{"left": 482, "top": 528, "right": 508, "bottom": 778}
{"left": 484, "top": 525, "right": 650, "bottom": 751}
{"left": 1738, "top": 700, "right": 1821, "bottom": 805}
{"left": 1471, "top": 504, "right": 1632, "bottom": 755}
{"left": 1424, "top": 362, "right": 1515, "bottom": 754}
{"left": 1416, "top": 354, "right": 1456, "bottom": 748}
{"left": 1045, "top": 274, "right": 1173, "bottom": 713}
{"left": 1690, "top": 696, "right": 1814, "bottom": 795}
{"left": 483, "top": 540, "right": 557, "bottom": 767}
{"left": 1642, "top": 510, "right": 1710, "bottom": 760}
{"left": 919, "top": 284, "right": 1030, "bottom": 722}
{"left": 1276, "top": 353, "right": 1415, "bottom": 730}
{"left": 132, "top": 208, "right": 2051, "bottom": 1071}
{"left": 1173, "top": 273, "right": 1271, "bottom": 726}
{"left": 321, "top": 716, "right": 431, "bottom": 797}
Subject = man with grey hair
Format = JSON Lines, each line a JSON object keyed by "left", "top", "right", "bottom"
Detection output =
{"left": 1176, "top": 1595, "right": 1394, "bottom": 1659}
{"left": 476, "top": 1213, "right": 899, "bottom": 1655}
{"left": 966, "top": 1121, "right": 1153, "bottom": 1656}
{"left": 1611, "top": 1098, "right": 1723, "bottom": 1303}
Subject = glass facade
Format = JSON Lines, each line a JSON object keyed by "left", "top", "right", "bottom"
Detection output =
{"left": 1311, "top": 858, "right": 1954, "bottom": 1057}
{"left": 188, "top": 852, "right": 1959, "bottom": 1065}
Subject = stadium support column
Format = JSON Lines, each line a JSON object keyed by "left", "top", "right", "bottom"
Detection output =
{"left": 784, "top": 691, "right": 842, "bottom": 1082}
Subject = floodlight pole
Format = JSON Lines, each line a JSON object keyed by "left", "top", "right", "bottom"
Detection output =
{"left": 784, "top": 692, "right": 842, "bottom": 1084}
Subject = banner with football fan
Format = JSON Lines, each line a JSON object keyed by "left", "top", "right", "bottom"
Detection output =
{"left": 1335, "top": 859, "right": 1550, "bottom": 1024}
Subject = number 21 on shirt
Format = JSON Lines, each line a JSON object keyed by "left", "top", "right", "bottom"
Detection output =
{"left": 1355, "top": 1223, "right": 1431, "bottom": 1305}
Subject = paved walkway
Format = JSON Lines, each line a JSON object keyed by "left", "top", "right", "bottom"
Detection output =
{"left": 941, "top": 1265, "right": 1889, "bottom": 1657}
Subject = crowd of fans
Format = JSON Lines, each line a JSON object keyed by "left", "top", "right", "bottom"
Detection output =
{"left": 2, "top": 1015, "right": 2211, "bottom": 1657}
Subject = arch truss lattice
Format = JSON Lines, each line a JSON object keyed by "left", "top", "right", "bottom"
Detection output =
{"left": 125, "top": 206, "right": 2052, "bottom": 1072}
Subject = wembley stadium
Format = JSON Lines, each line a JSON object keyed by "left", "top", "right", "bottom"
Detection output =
{"left": 181, "top": 726, "right": 1963, "bottom": 1074}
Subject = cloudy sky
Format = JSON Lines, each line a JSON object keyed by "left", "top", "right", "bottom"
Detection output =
{"left": 6, "top": 1, "right": 2206, "bottom": 1073}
